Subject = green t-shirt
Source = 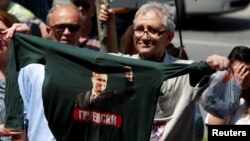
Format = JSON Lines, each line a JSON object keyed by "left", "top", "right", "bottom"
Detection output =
{"left": 5, "top": 33, "right": 212, "bottom": 141}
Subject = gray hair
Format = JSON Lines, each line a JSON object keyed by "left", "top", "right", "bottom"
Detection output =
{"left": 133, "top": 1, "right": 176, "bottom": 32}
{"left": 46, "top": 3, "right": 84, "bottom": 26}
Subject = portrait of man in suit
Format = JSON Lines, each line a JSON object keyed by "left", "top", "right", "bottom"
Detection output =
{"left": 75, "top": 66, "right": 134, "bottom": 112}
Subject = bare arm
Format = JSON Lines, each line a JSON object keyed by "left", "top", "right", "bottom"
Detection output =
{"left": 0, "top": 124, "right": 25, "bottom": 140}
{"left": 2, "top": 23, "right": 31, "bottom": 39}
{"left": 12, "top": 130, "right": 26, "bottom": 141}
{"left": 98, "top": 4, "right": 118, "bottom": 53}
{"left": 207, "top": 114, "right": 229, "bottom": 125}
{"left": 205, "top": 55, "right": 229, "bottom": 71}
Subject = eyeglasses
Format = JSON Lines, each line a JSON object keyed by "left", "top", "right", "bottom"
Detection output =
{"left": 72, "top": 0, "right": 91, "bottom": 10}
{"left": 133, "top": 29, "right": 167, "bottom": 38}
{"left": 50, "top": 24, "right": 81, "bottom": 33}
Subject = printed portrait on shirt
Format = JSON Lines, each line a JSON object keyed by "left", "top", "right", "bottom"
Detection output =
{"left": 74, "top": 66, "right": 134, "bottom": 128}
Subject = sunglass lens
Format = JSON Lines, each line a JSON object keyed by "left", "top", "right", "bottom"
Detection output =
{"left": 68, "top": 25, "right": 80, "bottom": 32}
{"left": 56, "top": 24, "right": 66, "bottom": 30}
{"left": 53, "top": 24, "right": 80, "bottom": 32}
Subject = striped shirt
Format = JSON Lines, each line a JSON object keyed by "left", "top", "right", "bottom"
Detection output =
{"left": 0, "top": 80, "right": 11, "bottom": 141}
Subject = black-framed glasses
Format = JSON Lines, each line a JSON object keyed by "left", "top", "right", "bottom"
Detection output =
{"left": 72, "top": 0, "right": 91, "bottom": 10}
{"left": 50, "top": 24, "right": 81, "bottom": 33}
{"left": 133, "top": 29, "right": 167, "bottom": 38}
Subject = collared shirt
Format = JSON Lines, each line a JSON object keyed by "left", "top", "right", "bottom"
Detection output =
{"left": 113, "top": 52, "right": 204, "bottom": 141}
{"left": 18, "top": 65, "right": 56, "bottom": 141}
{"left": 90, "top": 90, "right": 98, "bottom": 103}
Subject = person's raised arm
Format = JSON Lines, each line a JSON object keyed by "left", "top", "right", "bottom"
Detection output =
{"left": 98, "top": 4, "right": 118, "bottom": 53}
{"left": 205, "top": 54, "right": 229, "bottom": 71}
{"left": 2, "top": 23, "right": 31, "bottom": 39}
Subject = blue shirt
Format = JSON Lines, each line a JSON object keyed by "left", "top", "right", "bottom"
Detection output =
{"left": 18, "top": 64, "right": 56, "bottom": 141}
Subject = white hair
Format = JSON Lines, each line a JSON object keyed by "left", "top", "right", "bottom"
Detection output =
{"left": 133, "top": 1, "right": 176, "bottom": 32}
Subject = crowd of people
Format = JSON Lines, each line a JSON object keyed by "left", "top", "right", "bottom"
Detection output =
{"left": 0, "top": 0, "right": 249, "bottom": 141}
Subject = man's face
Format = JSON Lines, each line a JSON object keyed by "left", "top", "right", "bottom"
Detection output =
{"left": 92, "top": 73, "right": 108, "bottom": 94}
{"left": 47, "top": 7, "right": 82, "bottom": 46}
{"left": 133, "top": 10, "right": 173, "bottom": 61}
{"left": 72, "top": 0, "right": 96, "bottom": 21}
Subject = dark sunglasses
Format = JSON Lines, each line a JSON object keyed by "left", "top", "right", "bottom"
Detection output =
{"left": 51, "top": 24, "right": 81, "bottom": 33}
{"left": 72, "top": 0, "right": 91, "bottom": 10}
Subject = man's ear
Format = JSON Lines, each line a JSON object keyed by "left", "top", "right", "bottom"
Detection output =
{"left": 165, "top": 31, "right": 174, "bottom": 45}
{"left": 45, "top": 26, "right": 53, "bottom": 39}
{"left": 46, "top": 26, "right": 52, "bottom": 34}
